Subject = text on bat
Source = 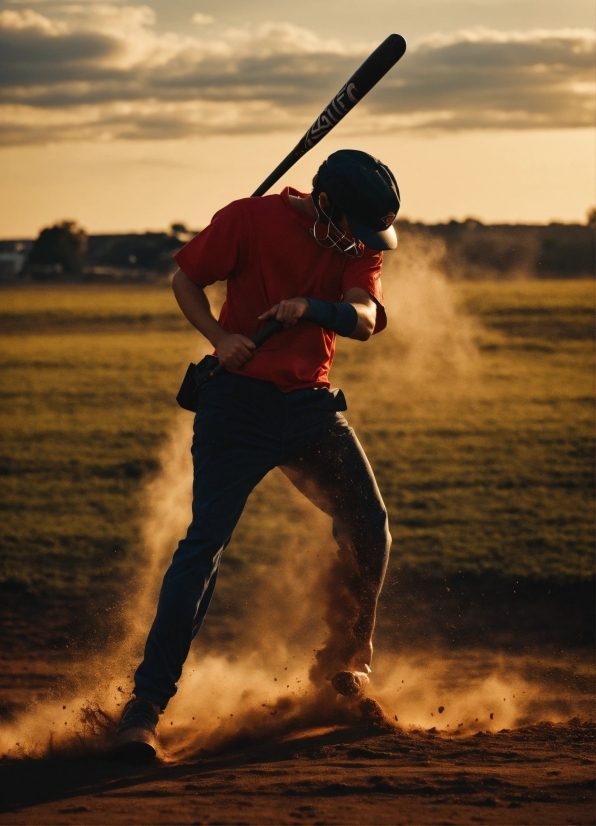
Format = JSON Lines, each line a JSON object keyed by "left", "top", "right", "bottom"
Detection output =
{"left": 303, "top": 83, "right": 360, "bottom": 149}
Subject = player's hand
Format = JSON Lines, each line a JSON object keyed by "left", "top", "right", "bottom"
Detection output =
{"left": 258, "top": 297, "right": 309, "bottom": 328}
{"left": 215, "top": 333, "right": 256, "bottom": 370}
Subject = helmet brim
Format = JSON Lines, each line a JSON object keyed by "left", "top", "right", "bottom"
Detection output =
{"left": 345, "top": 216, "right": 398, "bottom": 251}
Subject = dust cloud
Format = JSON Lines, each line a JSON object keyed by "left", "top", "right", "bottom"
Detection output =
{"left": 0, "top": 242, "right": 587, "bottom": 762}
{"left": 128, "top": 416, "right": 194, "bottom": 647}
{"left": 0, "top": 416, "right": 195, "bottom": 760}
{"left": 373, "top": 233, "right": 479, "bottom": 382}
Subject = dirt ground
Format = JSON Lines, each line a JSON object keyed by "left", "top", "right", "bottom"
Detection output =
{"left": 0, "top": 654, "right": 594, "bottom": 826}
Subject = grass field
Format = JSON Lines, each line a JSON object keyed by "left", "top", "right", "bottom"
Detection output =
{"left": 0, "top": 276, "right": 594, "bottom": 654}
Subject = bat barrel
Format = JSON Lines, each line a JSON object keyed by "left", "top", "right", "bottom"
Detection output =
{"left": 251, "top": 33, "right": 406, "bottom": 198}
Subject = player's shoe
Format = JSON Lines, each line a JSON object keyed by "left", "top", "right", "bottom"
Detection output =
{"left": 331, "top": 670, "right": 370, "bottom": 696}
{"left": 112, "top": 698, "right": 161, "bottom": 762}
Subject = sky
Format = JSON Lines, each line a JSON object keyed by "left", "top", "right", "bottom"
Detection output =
{"left": 0, "top": 0, "right": 594, "bottom": 236}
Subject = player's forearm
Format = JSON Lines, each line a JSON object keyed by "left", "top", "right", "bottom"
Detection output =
{"left": 343, "top": 288, "right": 377, "bottom": 341}
{"left": 171, "top": 269, "right": 228, "bottom": 348}
{"left": 258, "top": 289, "right": 377, "bottom": 340}
{"left": 347, "top": 303, "right": 375, "bottom": 341}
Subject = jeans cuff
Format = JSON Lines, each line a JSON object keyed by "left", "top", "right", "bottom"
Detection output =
{"left": 133, "top": 688, "right": 168, "bottom": 712}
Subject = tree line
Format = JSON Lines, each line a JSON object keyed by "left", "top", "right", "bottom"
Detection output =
{"left": 14, "top": 211, "right": 596, "bottom": 281}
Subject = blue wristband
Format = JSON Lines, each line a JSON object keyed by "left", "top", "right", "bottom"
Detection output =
{"left": 304, "top": 298, "right": 359, "bottom": 337}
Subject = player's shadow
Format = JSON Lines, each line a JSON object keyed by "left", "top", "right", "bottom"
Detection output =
{"left": 0, "top": 723, "right": 385, "bottom": 814}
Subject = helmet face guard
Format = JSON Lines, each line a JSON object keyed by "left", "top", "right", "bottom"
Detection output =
{"left": 310, "top": 193, "right": 364, "bottom": 259}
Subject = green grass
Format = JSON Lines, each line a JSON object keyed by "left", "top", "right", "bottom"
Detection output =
{"left": 0, "top": 284, "right": 198, "bottom": 597}
{"left": 0, "top": 285, "right": 187, "bottom": 330}
{"left": 0, "top": 279, "right": 593, "bottom": 636}
{"left": 335, "top": 279, "right": 594, "bottom": 581}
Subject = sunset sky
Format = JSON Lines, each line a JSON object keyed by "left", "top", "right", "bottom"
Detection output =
{"left": 0, "top": 0, "right": 594, "bottom": 237}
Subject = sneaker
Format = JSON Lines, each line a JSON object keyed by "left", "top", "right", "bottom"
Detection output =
{"left": 112, "top": 698, "right": 161, "bottom": 762}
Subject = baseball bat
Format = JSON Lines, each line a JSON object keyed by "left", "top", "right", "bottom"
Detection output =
{"left": 251, "top": 33, "right": 406, "bottom": 197}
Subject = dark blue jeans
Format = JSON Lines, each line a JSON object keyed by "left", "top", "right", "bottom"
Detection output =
{"left": 134, "top": 373, "right": 391, "bottom": 709}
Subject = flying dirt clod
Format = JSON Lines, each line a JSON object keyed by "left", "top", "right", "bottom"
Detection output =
{"left": 331, "top": 670, "right": 370, "bottom": 697}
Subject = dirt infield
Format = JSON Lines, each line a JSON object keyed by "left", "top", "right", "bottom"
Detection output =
{"left": 0, "top": 650, "right": 594, "bottom": 825}
{"left": 0, "top": 714, "right": 593, "bottom": 824}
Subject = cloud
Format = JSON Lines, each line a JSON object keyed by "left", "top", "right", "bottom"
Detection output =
{"left": 373, "top": 27, "right": 596, "bottom": 129}
{"left": 191, "top": 12, "right": 213, "bottom": 26}
{"left": 0, "top": 7, "right": 593, "bottom": 145}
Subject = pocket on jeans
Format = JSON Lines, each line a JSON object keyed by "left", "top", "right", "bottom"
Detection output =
{"left": 291, "top": 386, "right": 348, "bottom": 414}
{"left": 329, "top": 388, "right": 347, "bottom": 411}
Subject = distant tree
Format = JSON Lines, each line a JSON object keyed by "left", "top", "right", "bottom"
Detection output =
{"left": 26, "top": 220, "right": 87, "bottom": 276}
{"left": 587, "top": 207, "right": 596, "bottom": 229}
{"left": 170, "top": 222, "right": 188, "bottom": 236}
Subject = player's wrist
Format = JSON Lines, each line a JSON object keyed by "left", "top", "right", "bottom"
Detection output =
{"left": 209, "top": 327, "right": 233, "bottom": 349}
{"left": 294, "top": 297, "right": 310, "bottom": 315}
{"left": 304, "top": 298, "right": 358, "bottom": 337}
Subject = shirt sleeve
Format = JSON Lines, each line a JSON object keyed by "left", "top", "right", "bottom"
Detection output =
{"left": 173, "top": 201, "right": 244, "bottom": 286}
{"left": 342, "top": 249, "right": 387, "bottom": 334}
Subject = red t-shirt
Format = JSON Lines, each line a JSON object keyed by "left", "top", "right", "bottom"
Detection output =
{"left": 174, "top": 187, "right": 387, "bottom": 392}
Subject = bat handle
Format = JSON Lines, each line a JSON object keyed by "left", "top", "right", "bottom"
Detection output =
{"left": 251, "top": 319, "right": 285, "bottom": 346}
{"left": 210, "top": 319, "right": 284, "bottom": 377}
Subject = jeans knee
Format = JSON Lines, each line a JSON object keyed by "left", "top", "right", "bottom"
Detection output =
{"left": 337, "top": 502, "right": 391, "bottom": 561}
{"left": 369, "top": 502, "right": 391, "bottom": 552}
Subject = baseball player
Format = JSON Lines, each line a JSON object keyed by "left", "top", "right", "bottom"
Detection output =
{"left": 114, "top": 149, "right": 399, "bottom": 760}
